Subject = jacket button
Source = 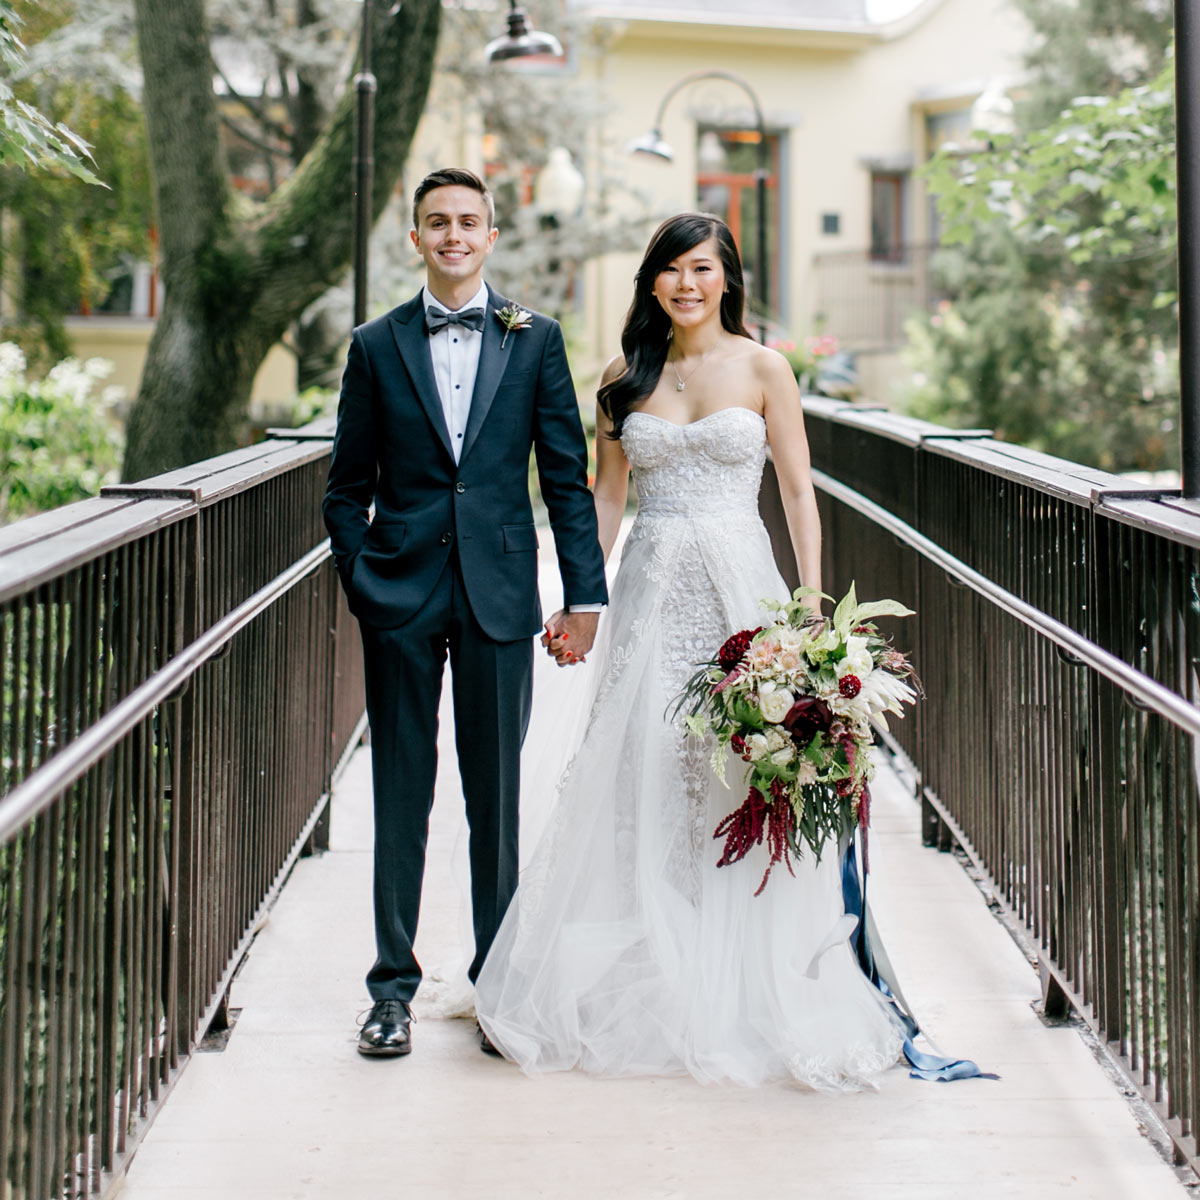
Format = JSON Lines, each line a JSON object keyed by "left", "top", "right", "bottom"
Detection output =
{"left": 455, "top": 482, "right": 466, "bottom": 493}
{"left": 440, "top": 532, "right": 452, "bottom": 545}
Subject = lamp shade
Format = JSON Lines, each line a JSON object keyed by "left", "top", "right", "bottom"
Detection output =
{"left": 626, "top": 128, "right": 674, "bottom": 161}
{"left": 485, "top": 5, "right": 563, "bottom": 62}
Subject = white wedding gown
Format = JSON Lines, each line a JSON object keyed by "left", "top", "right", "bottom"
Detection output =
{"left": 474, "top": 406, "right": 905, "bottom": 1088}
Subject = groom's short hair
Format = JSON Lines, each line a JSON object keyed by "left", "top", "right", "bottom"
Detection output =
{"left": 412, "top": 167, "right": 495, "bottom": 230}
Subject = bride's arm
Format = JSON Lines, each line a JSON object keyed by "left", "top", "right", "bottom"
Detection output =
{"left": 759, "top": 349, "right": 823, "bottom": 607}
{"left": 592, "top": 358, "right": 631, "bottom": 564}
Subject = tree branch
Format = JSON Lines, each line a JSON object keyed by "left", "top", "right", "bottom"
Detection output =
{"left": 212, "top": 60, "right": 294, "bottom": 145}
{"left": 218, "top": 110, "right": 291, "bottom": 160}
{"left": 241, "top": 0, "right": 442, "bottom": 337}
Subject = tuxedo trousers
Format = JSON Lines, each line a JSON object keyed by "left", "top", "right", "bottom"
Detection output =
{"left": 358, "top": 550, "right": 533, "bottom": 1004}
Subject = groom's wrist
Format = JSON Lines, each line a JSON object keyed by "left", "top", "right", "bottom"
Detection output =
{"left": 567, "top": 604, "right": 605, "bottom": 613}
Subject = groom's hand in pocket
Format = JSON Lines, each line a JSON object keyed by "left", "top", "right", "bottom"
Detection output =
{"left": 542, "top": 609, "right": 599, "bottom": 666}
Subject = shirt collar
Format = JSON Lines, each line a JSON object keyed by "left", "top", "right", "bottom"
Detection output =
{"left": 422, "top": 281, "right": 489, "bottom": 315}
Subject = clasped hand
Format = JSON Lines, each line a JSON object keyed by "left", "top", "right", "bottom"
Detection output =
{"left": 541, "top": 609, "right": 599, "bottom": 667}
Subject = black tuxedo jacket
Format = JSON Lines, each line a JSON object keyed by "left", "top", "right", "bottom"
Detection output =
{"left": 322, "top": 285, "right": 607, "bottom": 640}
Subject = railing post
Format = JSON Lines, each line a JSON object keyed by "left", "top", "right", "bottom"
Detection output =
{"left": 1086, "top": 507, "right": 1125, "bottom": 1050}
{"left": 172, "top": 511, "right": 201, "bottom": 1058}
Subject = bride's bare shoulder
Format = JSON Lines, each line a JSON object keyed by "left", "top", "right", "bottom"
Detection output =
{"left": 739, "top": 340, "right": 799, "bottom": 396}
{"left": 600, "top": 354, "right": 628, "bottom": 387}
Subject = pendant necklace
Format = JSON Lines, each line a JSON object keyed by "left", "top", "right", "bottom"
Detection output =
{"left": 669, "top": 339, "right": 721, "bottom": 392}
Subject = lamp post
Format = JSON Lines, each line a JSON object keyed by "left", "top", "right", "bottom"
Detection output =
{"left": 350, "top": 1, "right": 560, "bottom": 332}
{"left": 351, "top": 0, "right": 376, "bottom": 330}
{"left": 629, "top": 70, "right": 770, "bottom": 341}
{"left": 1175, "top": 0, "right": 1200, "bottom": 497}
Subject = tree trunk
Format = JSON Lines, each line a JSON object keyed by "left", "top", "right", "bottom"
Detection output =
{"left": 122, "top": 0, "right": 441, "bottom": 481}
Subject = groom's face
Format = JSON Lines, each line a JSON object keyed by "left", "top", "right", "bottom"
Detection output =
{"left": 411, "top": 186, "right": 498, "bottom": 293}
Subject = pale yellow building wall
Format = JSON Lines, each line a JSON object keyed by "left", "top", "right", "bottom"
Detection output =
{"left": 396, "top": 0, "right": 1029, "bottom": 399}
{"left": 191, "top": 0, "right": 1029, "bottom": 408}
{"left": 576, "top": 0, "right": 1029, "bottom": 385}
{"left": 63, "top": 317, "right": 299, "bottom": 419}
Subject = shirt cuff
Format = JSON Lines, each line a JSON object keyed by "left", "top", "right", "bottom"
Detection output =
{"left": 567, "top": 604, "right": 606, "bottom": 613}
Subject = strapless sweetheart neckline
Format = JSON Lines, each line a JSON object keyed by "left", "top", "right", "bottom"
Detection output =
{"left": 625, "top": 407, "right": 765, "bottom": 430}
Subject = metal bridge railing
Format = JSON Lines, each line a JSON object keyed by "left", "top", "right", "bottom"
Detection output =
{"left": 0, "top": 416, "right": 363, "bottom": 1199}
{"left": 762, "top": 397, "right": 1200, "bottom": 1173}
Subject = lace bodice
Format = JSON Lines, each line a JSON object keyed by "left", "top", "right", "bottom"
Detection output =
{"left": 621, "top": 408, "right": 766, "bottom": 519}
{"left": 612, "top": 407, "right": 773, "bottom": 905}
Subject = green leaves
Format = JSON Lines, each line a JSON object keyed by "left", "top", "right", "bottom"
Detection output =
{"left": 0, "top": 344, "right": 124, "bottom": 522}
{"left": 908, "top": 41, "right": 1180, "bottom": 474}
{"left": 831, "top": 582, "right": 914, "bottom": 641}
{"left": 924, "top": 61, "right": 1176, "bottom": 267}
{"left": 0, "top": 2, "right": 103, "bottom": 183}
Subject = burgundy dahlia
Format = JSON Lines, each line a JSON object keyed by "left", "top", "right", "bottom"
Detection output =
{"left": 782, "top": 695, "right": 833, "bottom": 740}
{"left": 717, "top": 626, "right": 762, "bottom": 672}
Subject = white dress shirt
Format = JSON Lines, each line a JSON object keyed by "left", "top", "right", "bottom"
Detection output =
{"left": 422, "top": 282, "right": 603, "bottom": 616}
{"left": 422, "top": 281, "right": 489, "bottom": 465}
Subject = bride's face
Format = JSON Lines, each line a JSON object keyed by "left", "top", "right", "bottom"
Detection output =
{"left": 651, "top": 238, "right": 725, "bottom": 329}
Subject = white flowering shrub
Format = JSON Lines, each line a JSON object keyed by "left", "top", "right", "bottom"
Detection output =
{"left": 0, "top": 342, "right": 124, "bottom": 523}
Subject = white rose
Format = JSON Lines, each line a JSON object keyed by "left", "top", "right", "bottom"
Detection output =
{"left": 764, "top": 726, "right": 789, "bottom": 752}
{"left": 745, "top": 733, "right": 769, "bottom": 761}
{"left": 838, "top": 635, "right": 874, "bottom": 680}
{"left": 757, "top": 682, "right": 794, "bottom": 724}
{"left": 770, "top": 746, "right": 796, "bottom": 768}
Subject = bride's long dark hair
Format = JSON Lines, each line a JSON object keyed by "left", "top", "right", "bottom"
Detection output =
{"left": 599, "top": 212, "right": 752, "bottom": 438}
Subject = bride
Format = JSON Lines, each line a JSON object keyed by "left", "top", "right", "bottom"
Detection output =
{"left": 473, "top": 213, "right": 906, "bottom": 1088}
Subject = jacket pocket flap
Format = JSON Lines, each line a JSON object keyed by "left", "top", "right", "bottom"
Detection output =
{"left": 502, "top": 523, "right": 538, "bottom": 552}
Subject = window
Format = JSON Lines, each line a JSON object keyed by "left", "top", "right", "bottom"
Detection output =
{"left": 695, "top": 127, "right": 781, "bottom": 315}
{"left": 870, "top": 170, "right": 907, "bottom": 263}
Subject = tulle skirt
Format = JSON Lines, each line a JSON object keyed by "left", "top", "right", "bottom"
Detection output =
{"left": 474, "top": 505, "right": 905, "bottom": 1088}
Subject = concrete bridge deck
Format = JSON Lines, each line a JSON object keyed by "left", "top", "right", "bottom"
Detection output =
{"left": 116, "top": 747, "right": 1189, "bottom": 1196}
{"left": 115, "top": 532, "right": 1188, "bottom": 1200}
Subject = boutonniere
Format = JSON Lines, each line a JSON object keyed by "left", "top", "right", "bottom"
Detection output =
{"left": 496, "top": 304, "right": 533, "bottom": 349}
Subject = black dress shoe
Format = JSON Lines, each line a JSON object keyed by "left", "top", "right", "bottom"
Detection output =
{"left": 358, "top": 999, "right": 412, "bottom": 1057}
{"left": 477, "top": 1020, "right": 503, "bottom": 1058}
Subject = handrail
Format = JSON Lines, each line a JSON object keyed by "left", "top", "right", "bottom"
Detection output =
{"left": 811, "top": 468, "right": 1200, "bottom": 736}
{"left": 0, "top": 541, "right": 331, "bottom": 843}
{"left": 779, "top": 397, "right": 1200, "bottom": 1177}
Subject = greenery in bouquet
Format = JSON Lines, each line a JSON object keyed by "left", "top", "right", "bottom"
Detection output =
{"left": 676, "top": 584, "right": 919, "bottom": 894}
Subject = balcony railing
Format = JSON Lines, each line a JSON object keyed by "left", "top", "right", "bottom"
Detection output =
{"left": 0, "top": 417, "right": 363, "bottom": 1199}
{"left": 3, "top": 397, "right": 1200, "bottom": 1193}
{"left": 762, "top": 398, "right": 1200, "bottom": 1172}
{"left": 811, "top": 243, "right": 942, "bottom": 350}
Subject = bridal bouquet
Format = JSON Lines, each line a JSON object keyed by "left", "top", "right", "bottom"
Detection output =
{"left": 676, "top": 584, "right": 919, "bottom": 895}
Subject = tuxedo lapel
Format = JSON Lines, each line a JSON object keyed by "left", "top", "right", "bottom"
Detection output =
{"left": 460, "top": 285, "right": 513, "bottom": 464}
{"left": 388, "top": 295, "right": 455, "bottom": 461}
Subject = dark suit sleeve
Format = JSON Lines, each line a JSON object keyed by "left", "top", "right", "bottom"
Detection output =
{"left": 531, "top": 321, "right": 608, "bottom": 608}
{"left": 322, "top": 329, "right": 378, "bottom": 588}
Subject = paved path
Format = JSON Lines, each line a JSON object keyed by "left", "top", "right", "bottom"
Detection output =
{"left": 117, "top": 536, "right": 1188, "bottom": 1200}
{"left": 118, "top": 744, "right": 1189, "bottom": 1197}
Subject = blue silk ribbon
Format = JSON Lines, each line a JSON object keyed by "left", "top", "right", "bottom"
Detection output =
{"left": 841, "top": 836, "right": 998, "bottom": 1082}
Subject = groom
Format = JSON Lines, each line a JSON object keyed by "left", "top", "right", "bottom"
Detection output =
{"left": 323, "top": 166, "right": 606, "bottom": 1058}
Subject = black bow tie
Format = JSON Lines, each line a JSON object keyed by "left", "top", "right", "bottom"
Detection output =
{"left": 426, "top": 306, "right": 485, "bottom": 334}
